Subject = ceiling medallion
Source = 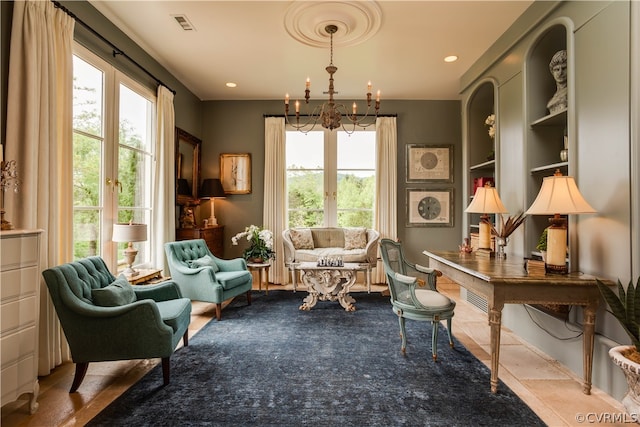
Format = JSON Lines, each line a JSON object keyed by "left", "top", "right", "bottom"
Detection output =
{"left": 283, "top": 1, "right": 382, "bottom": 48}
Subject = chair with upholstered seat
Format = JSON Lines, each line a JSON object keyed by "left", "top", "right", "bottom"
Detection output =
{"left": 379, "top": 238, "right": 455, "bottom": 360}
{"left": 42, "top": 257, "right": 192, "bottom": 392}
{"left": 165, "top": 239, "right": 252, "bottom": 320}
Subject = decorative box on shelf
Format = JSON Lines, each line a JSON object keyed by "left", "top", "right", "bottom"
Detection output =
{"left": 472, "top": 177, "right": 494, "bottom": 194}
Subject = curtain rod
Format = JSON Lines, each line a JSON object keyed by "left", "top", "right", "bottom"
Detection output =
{"left": 52, "top": 0, "right": 176, "bottom": 95}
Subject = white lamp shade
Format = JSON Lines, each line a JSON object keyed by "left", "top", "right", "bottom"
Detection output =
{"left": 526, "top": 175, "right": 596, "bottom": 215}
{"left": 465, "top": 185, "right": 508, "bottom": 214}
{"left": 112, "top": 223, "right": 148, "bottom": 243}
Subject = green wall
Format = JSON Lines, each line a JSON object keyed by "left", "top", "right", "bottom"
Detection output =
{"left": 200, "top": 100, "right": 462, "bottom": 260}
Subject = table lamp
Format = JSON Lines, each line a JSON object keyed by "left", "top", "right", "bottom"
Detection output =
{"left": 177, "top": 178, "right": 191, "bottom": 196}
{"left": 525, "top": 169, "right": 596, "bottom": 274}
{"left": 465, "top": 183, "right": 508, "bottom": 256}
{"left": 112, "top": 221, "right": 148, "bottom": 276}
{"left": 200, "top": 178, "right": 226, "bottom": 227}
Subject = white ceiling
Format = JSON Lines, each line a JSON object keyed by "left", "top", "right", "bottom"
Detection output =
{"left": 89, "top": 1, "right": 533, "bottom": 101}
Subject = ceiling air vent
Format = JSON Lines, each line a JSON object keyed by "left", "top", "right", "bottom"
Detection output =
{"left": 172, "top": 15, "right": 195, "bottom": 31}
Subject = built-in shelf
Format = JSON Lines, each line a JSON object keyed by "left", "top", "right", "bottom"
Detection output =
{"left": 470, "top": 159, "right": 496, "bottom": 171}
{"left": 530, "top": 161, "right": 568, "bottom": 174}
{"left": 529, "top": 108, "right": 567, "bottom": 127}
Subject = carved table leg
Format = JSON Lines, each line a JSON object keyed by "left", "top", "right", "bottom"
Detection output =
{"left": 489, "top": 302, "right": 504, "bottom": 394}
{"left": 583, "top": 300, "right": 598, "bottom": 395}
{"left": 337, "top": 271, "right": 357, "bottom": 311}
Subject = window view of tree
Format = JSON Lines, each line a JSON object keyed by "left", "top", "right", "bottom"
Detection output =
{"left": 72, "top": 46, "right": 154, "bottom": 269}
{"left": 286, "top": 129, "right": 375, "bottom": 228}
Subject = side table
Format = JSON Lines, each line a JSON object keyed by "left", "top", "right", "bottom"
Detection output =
{"left": 247, "top": 262, "right": 270, "bottom": 294}
{"left": 125, "top": 268, "right": 164, "bottom": 285}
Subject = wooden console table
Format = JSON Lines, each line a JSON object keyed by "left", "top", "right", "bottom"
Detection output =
{"left": 422, "top": 250, "right": 607, "bottom": 395}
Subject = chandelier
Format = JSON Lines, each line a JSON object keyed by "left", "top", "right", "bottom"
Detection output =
{"left": 284, "top": 24, "right": 380, "bottom": 133}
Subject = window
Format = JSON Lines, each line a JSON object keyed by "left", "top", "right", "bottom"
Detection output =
{"left": 286, "top": 128, "right": 375, "bottom": 228}
{"left": 72, "top": 44, "right": 155, "bottom": 271}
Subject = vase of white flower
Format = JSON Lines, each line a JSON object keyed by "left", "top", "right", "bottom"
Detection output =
{"left": 231, "top": 225, "right": 275, "bottom": 263}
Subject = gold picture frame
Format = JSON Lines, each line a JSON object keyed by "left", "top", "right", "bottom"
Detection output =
{"left": 406, "top": 144, "right": 453, "bottom": 183}
{"left": 220, "top": 153, "right": 251, "bottom": 194}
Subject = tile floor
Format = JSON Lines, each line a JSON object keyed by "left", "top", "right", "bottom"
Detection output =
{"left": 1, "top": 277, "right": 629, "bottom": 426}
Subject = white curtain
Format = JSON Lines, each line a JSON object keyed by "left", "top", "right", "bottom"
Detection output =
{"left": 263, "top": 117, "right": 287, "bottom": 284}
{"left": 153, "top": 86, "right": 176, "bottom": 274}
{"left": 5, "top": 0, "right": 75, "bottom": 375}
{"left": 374, "top": 117, "right": 398, "bottom": 283}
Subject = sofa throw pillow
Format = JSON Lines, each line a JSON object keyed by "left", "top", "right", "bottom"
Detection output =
{"left": 92, "top": 276, "right": 136, "bottom": 307}
{"left": 344, "top": 227, "right": 367, "bottom": 250}
{"left": 186, "top": 255, "right": 219, "bottom": 273}
{"left": 290, "top": 228, "right": 314, "bottom": 249}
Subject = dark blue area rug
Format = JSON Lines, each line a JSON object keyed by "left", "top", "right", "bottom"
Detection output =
{"left": 88, "top": 291, "right": 544, "bottom": 426}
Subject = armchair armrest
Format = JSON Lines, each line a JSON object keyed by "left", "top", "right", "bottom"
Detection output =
{"left": 364, "top": 229, "right": 380, "bottom": 265}
{"left": 134, "top": 280, "right": 183, "bottom": 302}
{"left": 282, "top": 230, "right": 296, "bottom": 265}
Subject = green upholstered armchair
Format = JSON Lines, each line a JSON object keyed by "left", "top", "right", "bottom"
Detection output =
{"left": 379, "top": 239, "right": 456, "bottom": 361}
{"left": 42, "top": 257, "right": 192, "bottom": 392}
{"left": 164, "top": 239, "right": 252, "bottom": 320}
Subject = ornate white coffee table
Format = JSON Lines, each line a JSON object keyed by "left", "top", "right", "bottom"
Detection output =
{"left": 294, "top": 262, "right": 368, "bottom": 311}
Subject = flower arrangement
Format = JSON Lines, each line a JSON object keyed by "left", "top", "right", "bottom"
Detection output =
{"left": 231, "top": 225, "right": 275, "bottom": 262}
{"left": 485, "top": 114, "right": 496, "bottom": 139}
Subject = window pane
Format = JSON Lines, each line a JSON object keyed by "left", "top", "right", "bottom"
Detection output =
{"left": 73, "top": 133, "right": 102, "bottom": 207}
{"left": 74, "top": 209, "right": 101, "bottom": 259}
{"left": 120, "top": 84, "right": 153, "bottom": 152}
{"left": 73, "top": 56, "right": 103, "bottom": 137}
{"left": 286, "top": 131, "right": 324, "bottom": 170}
{"left": 337, "top": 131, "right": 375, "bottom": 169}
{"left": 286, "top": 131, "right": 325, "bottom": 227}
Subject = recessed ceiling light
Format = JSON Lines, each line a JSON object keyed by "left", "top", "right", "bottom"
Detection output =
{"left": 444, "top": 55, "right": 458, "bottom": 63}
{"left": 226, "top": 82, "right": 237, "bottom": 88}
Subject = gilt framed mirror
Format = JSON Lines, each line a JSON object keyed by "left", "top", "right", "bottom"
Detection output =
{"left": 175, "top": 128, "right": 201, "bottom": 205}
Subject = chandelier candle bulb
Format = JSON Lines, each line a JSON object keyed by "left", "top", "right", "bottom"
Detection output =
{"left": 295, "top": 100, "right": 300, "bottom": 113}
{"left": 352, "top": 102, "right": 357, "bottom": 115}
{"left": 367, "top": 81, "right": 372, "bottom": 92}
{"left": 306, "top": 77, "right": 310, "bottom": 88}
{"left": 285, "top": 94, "right": 289, "bottom": 105}
{"left": 376, "top": 90, "right": 380, "bottom": 102}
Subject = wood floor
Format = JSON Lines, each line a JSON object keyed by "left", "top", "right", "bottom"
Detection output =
{"left": 1, "top": 278, "right": 627, "bottom": 426}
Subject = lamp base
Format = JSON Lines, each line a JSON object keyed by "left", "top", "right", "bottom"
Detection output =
{"left": 545, "top": 263, "right": 568, "bottom": 274}
{"left": 122, "top": 266, "right": 140, "bottom": 277}
{"left": 475, "top": 248, "right": 496, "bottom": 258}
{"left": 0, "top": 209, "right": 13, "bottom": 230}
{"left": 207, "top": 215, "right": 218, "bottom": 227}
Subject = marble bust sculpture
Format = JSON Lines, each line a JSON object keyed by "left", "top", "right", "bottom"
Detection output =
{"left": 546, "top": 49, "right": 567, "bottom": 114}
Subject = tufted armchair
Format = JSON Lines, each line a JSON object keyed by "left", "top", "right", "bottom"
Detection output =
{"left": 164, "top": 239, "right": 252, "bottom": 320}
{"left": 379, "top": 239, "right": 455, "bottom": 361}
{"left": 42, "top": 257, "right": 191, "bottom": 392}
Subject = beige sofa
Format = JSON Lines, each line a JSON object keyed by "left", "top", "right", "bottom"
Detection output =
{"left": 282, "top": 227, "right": 380, "bottom": 290}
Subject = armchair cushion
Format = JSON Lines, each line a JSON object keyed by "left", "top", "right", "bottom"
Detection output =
{"left": 187, "top": 255, "right": 219, "bottom": 273}
{"left": 216, "top": 270, "right": 253, "bottom": 290}
{"left": 91, "top": 276, "right": 136, "bottom": 307}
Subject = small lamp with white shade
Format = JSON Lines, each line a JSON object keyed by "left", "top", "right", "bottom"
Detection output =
{"left": 525, "top": 169, "right": 596, "bottom": 274}
{"left": 112, "top": 221, "right": 148, "bottom": 276}
{"left": 465, "top": 183, "right": 508, "bottom": 257}
{"left": 200, "top": 178, "right": 226, "bottom": 227}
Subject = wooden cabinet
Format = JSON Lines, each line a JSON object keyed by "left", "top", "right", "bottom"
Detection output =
{"left": 1, "top": 229, "right": 42, "bottom": 414}
{"left": 176, "top": 226, "right": 224, "bottom": 258}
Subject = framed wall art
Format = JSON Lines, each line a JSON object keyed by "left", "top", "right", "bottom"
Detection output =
{"left": 406, "top": 144, "right": 453, "bottom": 183}
{"left": 220, "top": 153, "right": 251, "bottom": 194}
{"left": 406, "top": 189, "right": 454, "bottom": 227}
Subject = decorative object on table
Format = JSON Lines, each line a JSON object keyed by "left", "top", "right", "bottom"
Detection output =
{"left": 220, "top": 153, "right": 251, "bottom": 194}
{"left": 317, "top": 256, "right": 344, "bottom": 268}
{"left": 464, "top": 183, "right": 508, "bottom": 257}
{"left": 486, "top": 212, "right": 527, "bottom": 259}
{"left": 231, "top": 225, "right": 275, "bottom": 263}
{"left": 459, "top": 237, "right": 473, "bottom": 254}
{"left": 536, "top": 227, "right": 548, "bottom": 262}
{"left": 112, "top": 221, "right": 148, "bottom": 276}
{"left": 560, "top": 129, "right": 569, "bottom": 162}
{"left": 178, "top": 207, "right": 195, "bottom": 228}
{"left": 0, "top": 145, "right": 20, "bottom": 230}
{"left": 284, "top": 24, "right": 379, "bottom": 134}
{"left": 525, "top": 169, "right": 596, "bottom": 274}
{"left": 406, "top": 189, "right": 454, "bottom": 227}
{"left": 406, "top": 144, "right": 453, "bottom": 183}
{"left": 596, "top": 277, "right": 640, "bottom": 419}
{"left": 546, "top": 49, "right": 568, "bottom": 114}
{"left": 199, "top": 178, "right": 225, "bottom": 226}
